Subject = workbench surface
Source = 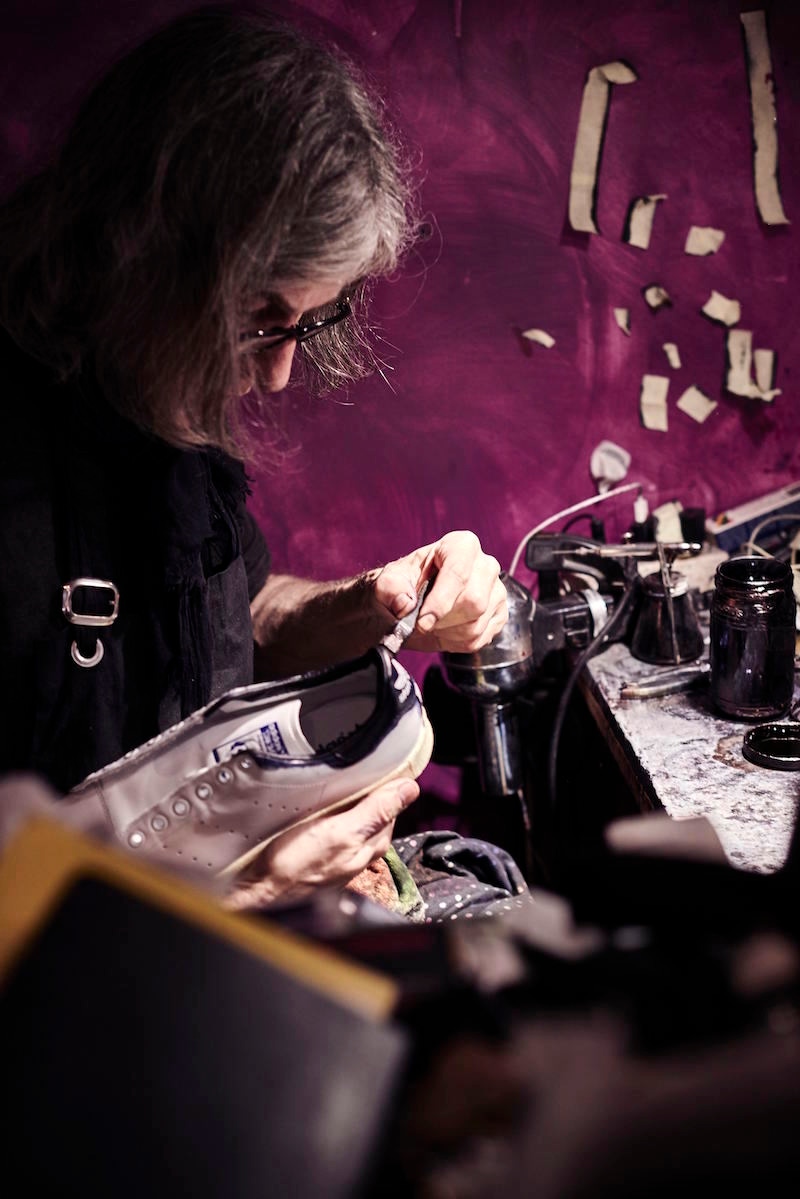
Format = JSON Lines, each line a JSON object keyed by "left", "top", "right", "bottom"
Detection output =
{"left": 582, "top": 639, "right": 800, "bottom": 874}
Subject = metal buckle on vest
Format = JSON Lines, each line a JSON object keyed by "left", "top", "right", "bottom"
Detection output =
{"left": 62, "top": 577, "right": 120, "bottom": 626}
{"left": 61, "top": 577, "right": 120, "bottom": 668}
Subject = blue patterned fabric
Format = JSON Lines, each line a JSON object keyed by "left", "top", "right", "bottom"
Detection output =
{"left": 392, "top": 831, "right": 533, "bottom": 923}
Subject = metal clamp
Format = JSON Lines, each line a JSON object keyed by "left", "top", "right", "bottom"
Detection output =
{"left": 62, "top": 577, "right": 119, "bottom": 669}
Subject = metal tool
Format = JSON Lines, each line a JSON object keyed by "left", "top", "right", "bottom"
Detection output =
{"left": 620, "top": 660, "right": 710, "bottom": 699}
{"left": 441, "top": 574, "right": 535, "bottom": 796}
{"left": 381, "top": 578, "right": 433, "bottom": 654}
{"left": 438, "top": 533, "right": 702, "bottom": 799}
{"left": 556, "top": 540, "right": 701, "bottom": 560}
{"left": 657, "top": 541, "right": 680, "bottom": 663}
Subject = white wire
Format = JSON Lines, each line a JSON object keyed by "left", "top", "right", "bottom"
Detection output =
{"left": 742, "top": 513, "right": 800, "bottom": 557}
{"left": 507, "top": 481, "right": 643, "bottom": 578}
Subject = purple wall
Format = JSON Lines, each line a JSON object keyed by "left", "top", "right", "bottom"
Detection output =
{"left": 3, "top": 0, "right": 800, "bottom": 579}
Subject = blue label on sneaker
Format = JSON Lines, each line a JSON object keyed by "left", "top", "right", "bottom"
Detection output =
{"left": 213, "top": 721, "right": 289, "bottom": 762}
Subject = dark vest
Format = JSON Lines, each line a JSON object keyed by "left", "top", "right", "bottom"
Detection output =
{"left": 0, "top": 332, "right": 267, "bottom": 793}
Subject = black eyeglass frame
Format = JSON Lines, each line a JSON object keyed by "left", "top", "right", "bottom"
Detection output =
{"left": 240, "top": 299, "right": 351, "bottom": 349}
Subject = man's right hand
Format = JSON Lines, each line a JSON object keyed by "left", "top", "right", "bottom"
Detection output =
{"left": 222, "top": 776, "right": 419, "bottom": 911}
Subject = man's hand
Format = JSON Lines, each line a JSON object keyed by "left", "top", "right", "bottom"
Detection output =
{"left": 373, "top": 530, "right": 507, "bottom": 653}
{"left": 250, "top": 529, "right": 507, "bottom": 677}
{"left": 222, "top": 776, "right": 419, "bottom": 911}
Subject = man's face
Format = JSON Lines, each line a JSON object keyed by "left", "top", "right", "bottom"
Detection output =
{"left": 240, "top": 278, "right": 350, "bottom": 394}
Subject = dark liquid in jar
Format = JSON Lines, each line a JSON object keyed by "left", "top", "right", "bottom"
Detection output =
{"left": 709, "top": 556, "right": 796, "bottom": 720}
{"left": 710, "top": 622, "right": 795, "bottom": 719}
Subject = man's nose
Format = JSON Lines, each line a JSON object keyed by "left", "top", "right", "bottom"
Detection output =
{"left": 263, "top": 339, "right": 298, "bottom": 392}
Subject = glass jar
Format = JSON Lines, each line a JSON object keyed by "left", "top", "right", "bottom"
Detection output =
{"left": 709, "top": 556, "right": 797, "bottom": 720}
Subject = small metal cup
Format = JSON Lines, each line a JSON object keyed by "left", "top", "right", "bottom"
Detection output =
{"left": 630, "top": 570, "right": 705, "bottom": 666}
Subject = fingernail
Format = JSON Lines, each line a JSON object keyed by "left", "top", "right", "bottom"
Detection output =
{"left": 417, "top": 612, "right": 436, "bottom": 632}
{"left": 391, "top": 593, "right": 416, "bottom": 618}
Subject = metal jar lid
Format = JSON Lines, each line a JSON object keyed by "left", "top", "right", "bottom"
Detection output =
{"left": 742, "top": 723, "right": 800, "bottom": 771}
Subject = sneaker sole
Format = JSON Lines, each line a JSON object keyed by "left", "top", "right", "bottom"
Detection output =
{"left": 217, "top": 707, "right": 435, "bottom": 879}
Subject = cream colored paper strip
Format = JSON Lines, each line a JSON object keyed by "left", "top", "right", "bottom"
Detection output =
{"left": 677, "top": 386, "right": 717, "bottom": 424}
{"left": 613, "top": 307, "right": 631, "bottom": 335}
{"left": 569, "top": 61, "right": 638, "bottom": 234}
{"left": 702, "top": 291, "right": 741, "bottom": 327}
{"left": 663, "top": 343, "right": 681, "bottom": 369}
{"left": 726, "top": 329, "right": 781, "bottom": 401}
{"left": 684, "top": 226, "right": 725, "bottom": 255}
{"left": 625, "top": 194, "right": 667, "bottom": 249}
{"left": 740, "top": 10, "right": 789, "bottom": 226}
{"left": 640, "top": 374, "right": 669, "bottom": 431}
{"left": 521, "top": 328, "right": 555, "bottom": 348}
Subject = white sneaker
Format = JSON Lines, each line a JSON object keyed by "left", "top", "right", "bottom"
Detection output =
{"left": 67, "top": 647, "right": 433, "bottom": 877}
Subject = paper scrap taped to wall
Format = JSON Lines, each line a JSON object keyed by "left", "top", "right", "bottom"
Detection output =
{"left": 652, "top": 501, "right": 684, "bottom": 543}
{"left": 663, "top": 343, "right": 681, "bottom": 369}
{"left": 684, "top": 226, "right": 725, "bottom": 256}
{"left": 569, "top": 61, "right": 638, "bottom": 234}
{"left": 677, "top": 386, "right": 717, "bottom": 424}
{"left": 521, "top": 328, "right": 555, "bottom": 348}
{"left": 614, "top": 307, "right": 631, "bottom": 335}
{"left": 624, "top": 195, "right": 667, "bottom": 249}
{"left": 740, "top": 10, "right": 789, "bottom": 226}
{"left": 643, "top": 284, "right": 671, "bottom": 310}
{"left": 590, "top": 440, "right": 631, "bottom": 491}
{"left": 754, "top": 348, "right": 778, "bottom": 396}
{"left": 640, "top": 374, "right": 669, "bottom": 431}
{"left": 701, "top": 291, "right": 741, "bottom": 327}
{"left": 726, "top": 330, "right": 781, "bottom": 401}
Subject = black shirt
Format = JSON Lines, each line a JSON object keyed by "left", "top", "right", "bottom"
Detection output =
{"left": 0, "top": 331, "right": 270, "bottom": 792}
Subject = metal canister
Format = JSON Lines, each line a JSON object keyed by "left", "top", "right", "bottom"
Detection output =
{"left": 709, "top": 556, "right": 797, "bottom": 720}
{"left": 440, "top": 573, "right": 534, "bottom": 796}
{"left": 630, "top": 569, "right": 705, "bottom": 665}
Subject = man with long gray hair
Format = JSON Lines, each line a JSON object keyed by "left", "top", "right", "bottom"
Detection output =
{"left": 0, "top": 5, "right": 513, "bottom": 913}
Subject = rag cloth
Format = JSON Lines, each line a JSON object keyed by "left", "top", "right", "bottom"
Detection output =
{"left": 345, "top": 833, "right": 532, "bottom": 923}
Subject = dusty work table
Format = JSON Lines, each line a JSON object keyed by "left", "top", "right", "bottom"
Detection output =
{"left": 580, "top": 639, "right": 800, "bottom": 874}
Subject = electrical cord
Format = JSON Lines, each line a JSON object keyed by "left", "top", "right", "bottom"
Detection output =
{"left": 507, "top": 481, "right": 642, "bottom": 578}
{"left": 561, "top": 513, "right": 595, "bottom": 533}
{"left": 547, "top": 582, "right": 638, "bottom": 813}
{"left": 742, "top": 513, "right": 800, "bottom": 557}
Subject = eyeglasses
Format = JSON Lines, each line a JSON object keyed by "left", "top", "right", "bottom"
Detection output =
{"left": 240, "top": 299, "right": 351, "bottom": 350}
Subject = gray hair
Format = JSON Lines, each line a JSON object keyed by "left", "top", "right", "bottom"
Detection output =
{"left": 0, "top": 5, "right": 417, "bottom": 455}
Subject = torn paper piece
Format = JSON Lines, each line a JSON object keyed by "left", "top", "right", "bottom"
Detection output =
{"left": 740, "top": 10, "right": 789, "bottom": 226}
{"left": 521, "top": 328, "right": 555, "bottom": 348}
{"left": 726, "top": 329, "right": 782, "bottom": 401}
{"left": 701, "top": 290, "right": 741, "bottom": 326}
{"left": 643, "top": 284, "right": 671, "bottom": 310}
{"left": 590, "top": 440, "right": 631, "bottom": 492}
{"left": 684, "top": 226, "right": 726, "bottom": 256}
{"left": 613, "top": 307, "right": 631, "bottom": 336}
{"left": 754, "top": 347, "right": 776, "bottom": 394}
{"left": 640, "top": 374, "right": 669, "bottom": 431}
{"left": 663, "top": 343, "right": 681, "bottom": 369}
{"left": 652, "top": 500, "right": 683, "bottom": 543}
{"left": 568, "top": 61, "right": 638, "bottom": 234}
{"left": 727, "top": 329, "right": 753, "bottom": 394}
{"left": 624, "top": 194, "right": 667, "bottom": 249}
{"left": 677, "top": 385, "right": 717, "bottom": 424}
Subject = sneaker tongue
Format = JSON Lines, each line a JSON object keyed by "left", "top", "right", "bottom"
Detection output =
{"left": 211, "top": 698, "right": 315, "bottom": 763}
